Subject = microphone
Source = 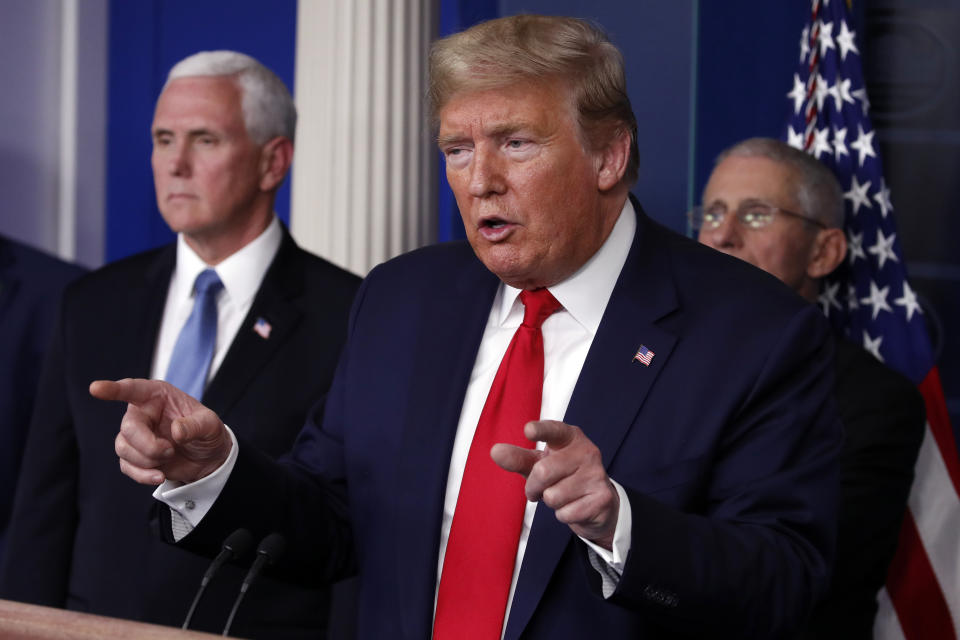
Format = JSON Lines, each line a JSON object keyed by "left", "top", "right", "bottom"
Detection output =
{"left": 182, "top": 528, "right": 254, "bottom": 630}
{"left": 222, "top": 532, "right": 286, "bottom": 637}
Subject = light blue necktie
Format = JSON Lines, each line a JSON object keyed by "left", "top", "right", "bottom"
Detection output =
{"left": 165, "top": 269, "right": 223, "bottom": 400}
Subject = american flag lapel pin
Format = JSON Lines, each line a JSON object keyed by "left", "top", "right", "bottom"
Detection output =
{"left": 633, "top": 344, "right": 654, "bottom": 366}
{"left": 253, "top": 317, "right": 272, "bottom": 340}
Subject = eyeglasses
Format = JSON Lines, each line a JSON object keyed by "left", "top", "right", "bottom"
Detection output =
{"left": 688, "top": 202, "right": 826, "bottom": 231}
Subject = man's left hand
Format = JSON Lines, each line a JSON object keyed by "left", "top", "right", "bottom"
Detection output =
{"left": 491, "top": 420, "right": 619, "bottom": 550}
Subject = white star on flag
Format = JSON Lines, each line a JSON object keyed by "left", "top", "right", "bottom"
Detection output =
{"left": 828, "top": 77, "right": 855, "bottom": 112}
{"left": 847, "top": 284, "right": 859, "bottom": 311}
{"left": 814, "top": 72, "right": 830, "bottom": 112}
{"left": 818, "top": 20, "right": 836, "bottom": 56}
{"left": 833, "top": 127, "right": 849, "bottom": 159}
{"left": 873, "top": 178, "right": 893, "bottom": 218}
{"left": 836, "top": 21, "right": 859, "bottom": 61}
{"left": 788, "top": 74, "right": 806, "bottom": 115}
{"left": 894, "top": 281, "right": 923, "bottom": 322}
{"left": 862, "top": 330, "right": 884, "bottom": 361}
{"left": 818, "top": 281, "right": 843, "bottom": 317}
{"left": 850, "top": 123, "right": 876, "bottom": 167}
{"left": 787, "top": 126, "right": 805, "bottom": 149}
{"left": 851, "top": 87, "right": 870, "bottom": 115}
{"left": 847, "top": 230, "right": 866, "bottom": 265}
{"left": 867, "top": 229, "right": 900, "bottom": 269}
{"left": 800, "top": 26, "right": 811, "bottom": 62}
{"left": 860, "top": 280, "right": 892, "bottom": 320}
{"left": 811, "top": 127, "right": 833, "bottom": 159}
{"left": 843, "top": 175, "right": 872, "bottom": 215}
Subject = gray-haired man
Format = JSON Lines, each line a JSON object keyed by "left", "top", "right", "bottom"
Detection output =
{"left": 0, "top": 51, "right": 359, "bottom": 639}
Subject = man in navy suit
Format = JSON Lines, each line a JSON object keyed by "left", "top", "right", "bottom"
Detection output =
{"left": 99, "top": 17, "right": 841, "bottom": 639}
{"left": 0, "top": 235, "right": 84, "bottom": 562}
{"left": 0, "top": 52, "right": 359, "bottom": 639}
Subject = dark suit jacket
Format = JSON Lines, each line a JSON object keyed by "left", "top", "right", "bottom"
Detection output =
{"left": 799, "top": 339, "right": 925, "bottom": 639}
{"left": 184, "top": 208, "right": 843, "bottom": 639}
{"left": 0, "top": 236, "right": 85, "bottom": 560}
{"left": 0, "top": 228, "right": 360, "bottom": 639}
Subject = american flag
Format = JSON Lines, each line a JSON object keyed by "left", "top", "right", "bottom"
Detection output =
{"left": 253, "top": 317, "right": 272, "bottom": 340}
{"left": 784, "top": 1, "right": 960, "bottom": 638}
{"left": 633, "top": 345, "right": 654, "bottom": 367}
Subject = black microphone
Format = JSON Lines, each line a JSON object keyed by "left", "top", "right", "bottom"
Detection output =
{"left": 222, "top": 532, "right": 286, "bottom": 637}
{"left": 181, "top": 528, "right": 254, "bottom": 630}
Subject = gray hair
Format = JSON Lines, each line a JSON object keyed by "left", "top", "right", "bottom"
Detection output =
{"left": 429, "top": 14, "right": 639, "bottom": 187}
{"left": 165, "top": 50, "right": 296, "bottom": 144}
{"left": 716, "top": 137, "right": 844, "bottom": 228}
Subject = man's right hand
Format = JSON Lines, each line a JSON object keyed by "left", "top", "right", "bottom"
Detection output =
{"left": 90, "top": 378, "right": 232, "bottom": 486}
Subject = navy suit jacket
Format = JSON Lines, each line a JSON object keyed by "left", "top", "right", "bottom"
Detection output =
{"left": 182, "top": 208, "right": 842, "bottom": 639}
{"left": 0, "top": 228, "right": 360, "bottom": 639}
{"left": 0, "top": 236, "right": 85, "bottom": 560}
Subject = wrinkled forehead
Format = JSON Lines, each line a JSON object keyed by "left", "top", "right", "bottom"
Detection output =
{"left": 437, "top": 78, "right": 581, "bottom": 141}
{"left": 704, "top": 155, "right": 800, "bottom": 209}
{"left": 152, "top": 75, "right": 246, "bottom": 130}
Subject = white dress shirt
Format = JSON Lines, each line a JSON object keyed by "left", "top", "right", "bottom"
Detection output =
{"left": 158, "top": 201, "right": 637, "bottom": 610}
{"left": 437, "top": 200, "right": 636, "bottom": 626}
{"left": 150, "top": 216, "right": 283, "bottom": 384}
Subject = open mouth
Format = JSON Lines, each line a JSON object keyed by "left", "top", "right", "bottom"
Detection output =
{"left": 483, "top": 218, "right": 508, "bottom": 229}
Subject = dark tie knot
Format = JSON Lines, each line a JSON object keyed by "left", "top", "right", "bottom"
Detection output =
{"left": 194, "top": 269, "right": 224, "bottom": 297}
{"left": 519, "top": 288, "right": 562, "bottom": 329}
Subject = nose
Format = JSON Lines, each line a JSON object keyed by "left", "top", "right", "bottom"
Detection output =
{"left": 467, "top": 144, "right": 506, "bottom": 198}
{"left": 701, "top": 213, "right": 741, "bottom": 250}
{"left": 165, "top": 141, "right": 191, "bottom": 177}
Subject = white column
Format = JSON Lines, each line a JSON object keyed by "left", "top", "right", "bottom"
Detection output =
{"left": 58, "top": 0, "right": 108, "bottom": 266}
{"left": 292, "top": 0, "right": 437, "bottom": 276}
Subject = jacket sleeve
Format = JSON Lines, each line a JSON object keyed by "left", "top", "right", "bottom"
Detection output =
{"left": 0, "top": 301, "right": 79, "bottom": 606}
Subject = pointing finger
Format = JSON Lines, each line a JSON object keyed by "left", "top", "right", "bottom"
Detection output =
{"left": 90, "top": 378, "right": 162, "bottom": 406}
{"left": 491, "top": 443, "right": 544, "bottom": 477}
{"left": 523, "top": 420, "right": 577, "bottom": 449}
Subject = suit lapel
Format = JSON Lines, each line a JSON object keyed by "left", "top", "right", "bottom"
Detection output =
{"left": 202, "top": 230, "right": 302, "bottom": 417}
{"left": 394, "top": 255, "right": 501, "bottom": 640}
{"left": 129, "top": 246, "right": 176, "bottom": 378}
{"left": 504, "top": 210, "right": 681, "bottom": 640}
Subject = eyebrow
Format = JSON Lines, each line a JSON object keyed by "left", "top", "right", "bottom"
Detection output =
{"left": 436, "top": 122, "right": 538, "bottom": 147}
{"left": 152, "top": 127, "right": 219, "bottom": 139}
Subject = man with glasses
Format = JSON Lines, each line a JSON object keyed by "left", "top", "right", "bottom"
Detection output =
{"left": 695, "top": 137, "right": 925, "bottom": 639}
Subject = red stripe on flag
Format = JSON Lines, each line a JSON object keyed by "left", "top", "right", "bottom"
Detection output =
{"left": 886, "top": 511, "right": 958, "bottom": 640}
{"left": 920, "top": 367, "right": 960, "bottom": 498}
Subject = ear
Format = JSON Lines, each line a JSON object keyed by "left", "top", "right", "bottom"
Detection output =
{"left": 806, "top": 227, "right": 847, "bottom": 279}
{"left": 596, "top": 127, "right": 631, "bottom": 192}
{"left": 258, "top": 137, "right": 294, "bottom": 191}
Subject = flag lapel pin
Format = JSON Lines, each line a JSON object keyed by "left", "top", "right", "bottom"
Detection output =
{"left": 633, "top": 344, "right": 654, "bottom": 366}
{"left": 253, "top": 317, "right": 272, "bottom": 340}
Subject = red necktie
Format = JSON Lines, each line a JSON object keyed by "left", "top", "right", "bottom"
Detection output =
{"left": 433, "top": 288, "right": 563, "bottom": 640}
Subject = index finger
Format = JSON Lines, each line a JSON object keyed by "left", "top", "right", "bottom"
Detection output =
{"left": 523, "top": 420, "right": 577, "bottom": 449}
{"left": 90, "top": 378, "right": 162, "bottom": 406}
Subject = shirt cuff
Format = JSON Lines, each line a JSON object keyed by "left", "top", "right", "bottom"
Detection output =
{"left": 580, "top": 479, "right": 632, "bottom": 598}
{"left": 152, "top": 426, "right": 238, "bottom": 541}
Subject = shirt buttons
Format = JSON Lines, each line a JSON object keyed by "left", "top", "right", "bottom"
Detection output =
{"left": 184, "top": 500, "right": 196, "bottom": 511}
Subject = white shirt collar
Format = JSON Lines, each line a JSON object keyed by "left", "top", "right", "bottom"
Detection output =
{"left": 170, "top": 216, "right": 283, "bottom": 307}
{"left": 495, "top": 198, "right": 636, "bottom": 334}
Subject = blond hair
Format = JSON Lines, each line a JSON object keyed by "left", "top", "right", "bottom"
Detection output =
{"left": 429, "top": 14, "right": 638, "bottom": 186}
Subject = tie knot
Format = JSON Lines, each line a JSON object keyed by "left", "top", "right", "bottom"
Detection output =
{"left": 519, "top": 288, "right": 562, "bottom": 329}
{"left": 193, "top": 269, "right": 223, "bottom": 297}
